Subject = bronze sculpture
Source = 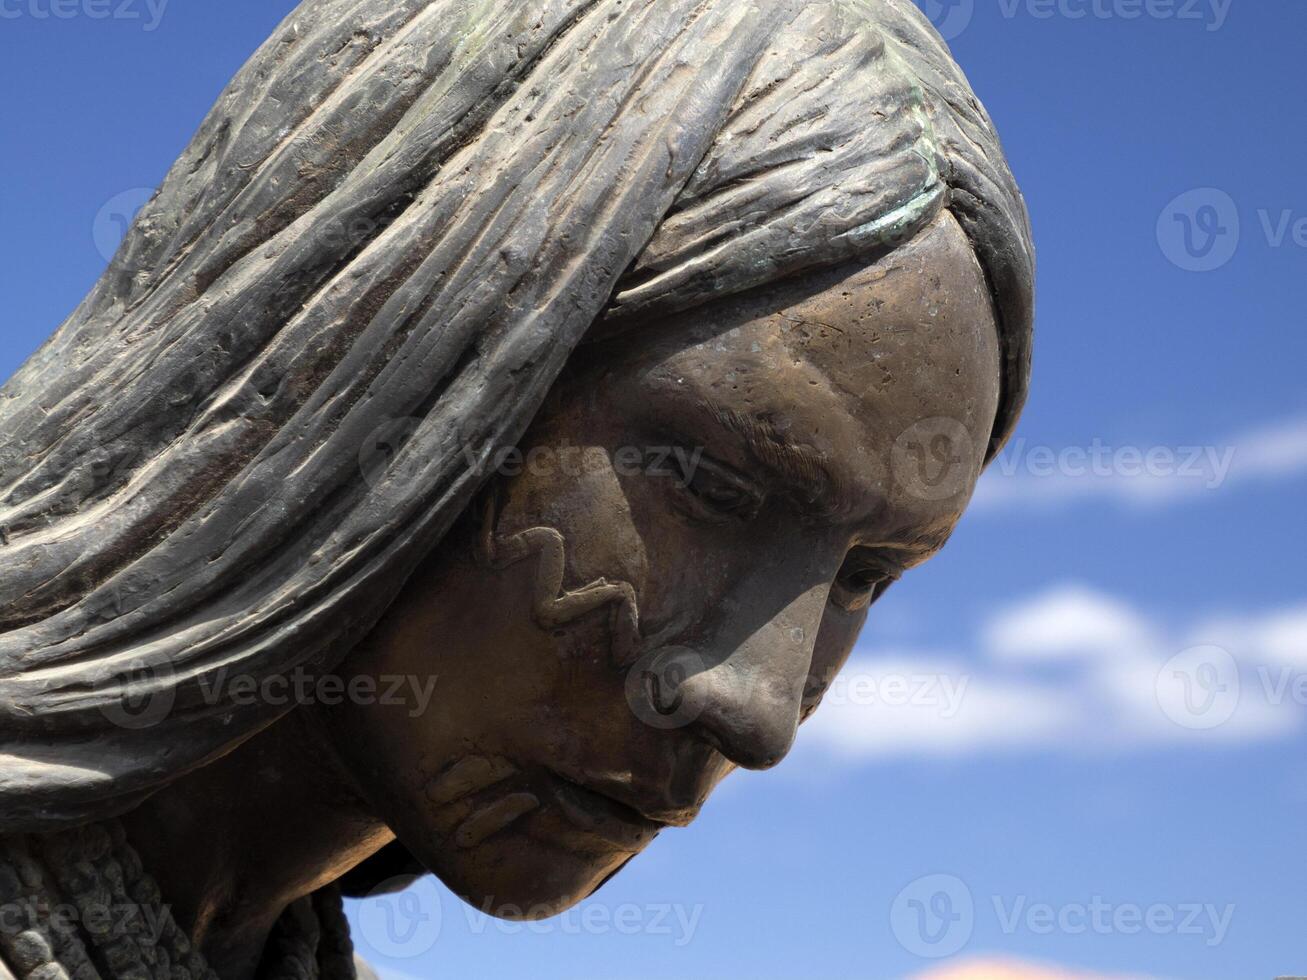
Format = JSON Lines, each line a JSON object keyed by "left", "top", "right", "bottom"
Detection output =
{"left": 0, "top": 0, "right": 1034, "bottom": 977}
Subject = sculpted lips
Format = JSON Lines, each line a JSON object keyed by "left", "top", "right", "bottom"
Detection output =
{"left": 454, "top": 792, "right": 541, "bottom": 848}
{"left": 546, "top": 771, "right": 665, "bottom": 848}
{"left": 548, "top": 769, "right": 703, "bottom": 830}
{"left": 425, "top": 755, "right": 681, "bottom": 852}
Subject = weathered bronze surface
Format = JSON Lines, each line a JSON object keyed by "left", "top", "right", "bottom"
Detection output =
{"left": 0, "top": 1, "right": 1033, "bottom": 977}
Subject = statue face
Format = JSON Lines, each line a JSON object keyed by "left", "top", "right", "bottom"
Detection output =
{"left": 320, "top": 212, "right": 1000, "bottom": 917}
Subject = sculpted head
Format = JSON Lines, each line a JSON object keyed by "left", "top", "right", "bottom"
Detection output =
{"left": 326, "top": 211, "right": 1004, "bottom": 913}
{"left": 0, "top": 0, "right": 1032, "bottom": 926}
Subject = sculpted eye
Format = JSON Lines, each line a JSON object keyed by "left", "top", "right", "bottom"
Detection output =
{"left": 829, "top": 553, "right": 898, "bottom": 612}
{"left": 648, "top": 450, "right": 761, "bottom": 522}
{"left": 684, "top": 464, "right": 757, "bottom": 515}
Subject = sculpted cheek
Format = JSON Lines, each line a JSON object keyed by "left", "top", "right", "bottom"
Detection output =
{"left": 802, "top": 603, "right": 870, "bottom": 720}
{"left": 496, "top": 445, "right": 650, "bottom": 606}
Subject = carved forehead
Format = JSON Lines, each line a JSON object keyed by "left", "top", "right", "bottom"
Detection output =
{"left": 632, "top": 213, "right": 1002, "bottom": 456}
{"left": 763, "top": 212, "right": 999, "bottom": 414}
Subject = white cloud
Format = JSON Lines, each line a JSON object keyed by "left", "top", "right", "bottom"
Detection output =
{"left": 1234, "top": 416, "right": 1307, "bottom": 475}
{"left": 1197, "top": 605, "right": 1307, "bottom": 668}
{"left": 972, "top": 415, "right": 1307, "bottom": 512}
{"left": 803, "top": 654, "right": 1080, "bottom": 758}
{"left": 982, "top": 585, "right": 1153, "bottom": 661}
{"left": 1091, "top": 653, "right": 1298, "bottom": 745}
{"left": 1257, "top": 607, "right": 1307, "bottom": 666}
{"left": 798, "top": 586, "right": 1307, "bottom": 762}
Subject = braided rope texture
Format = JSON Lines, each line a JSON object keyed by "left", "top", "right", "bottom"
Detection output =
{"left": 0, "top": 822, "right": 356, "bottom": 980}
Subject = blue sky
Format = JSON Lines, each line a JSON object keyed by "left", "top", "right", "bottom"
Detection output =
{"left": 2, "top": 2, "right": 1304, "bottom": 978}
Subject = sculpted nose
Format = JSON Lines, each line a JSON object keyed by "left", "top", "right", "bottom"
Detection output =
{"left": 681, "top": 661, "right": 801, "bottom": 770}
{"left": 646, "top": 583, "right": 828, "bottom": 770}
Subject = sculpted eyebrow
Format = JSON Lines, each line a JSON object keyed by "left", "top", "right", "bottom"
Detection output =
{"left": 870, "top": 526, "right": 956, "bottom": 565}
{"left": 705, "top": 406, "right": 850, "bottom": 513}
